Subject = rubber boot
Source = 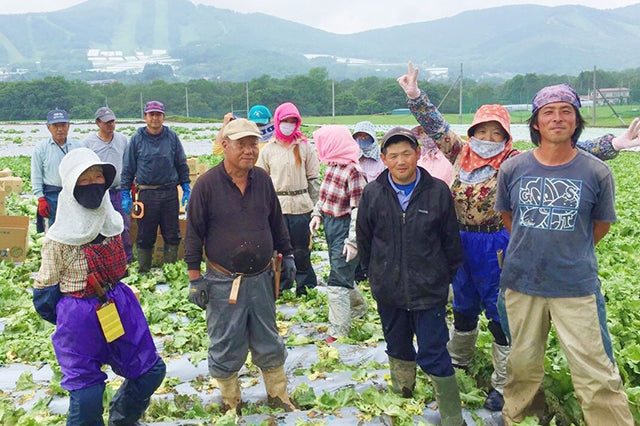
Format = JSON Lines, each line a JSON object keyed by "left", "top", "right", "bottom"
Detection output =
{"left": 430, "top": 374, "right": 465, "bottom": 426}
{"left": 137, "top": 247, "right": 153, "bottom": 273}
{"left": 388, "top": 356, "right": 416, "bottom": 398}
{"left": 447, "top": 327, "right": 478, "bottom": 368}
{"left": 484, "top": 342, "right": 509, "bottom": 411}
{"left": 215, "top": 372, "right": 242, "bottom": 414}
{"left": 163, "top": 244, "right": 179, "bottom": 265}
{"left": 261, "top": 365, "right": 297, "bottom": 412}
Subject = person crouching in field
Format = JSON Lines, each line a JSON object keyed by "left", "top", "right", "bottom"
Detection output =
{"left": 32, "top": 148, "right": 165, "bottom": 425}
{"left": 356, "top": 128, "right": 465, "bottom": 426}
{"left": 309, "top": 125, "right": 368, "bottom": 343}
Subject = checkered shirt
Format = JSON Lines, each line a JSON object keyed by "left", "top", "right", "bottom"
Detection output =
{"left": 34, "top": 236, "right": 127, "bottom": 294}
{"left": 316, "top": 163, "right": 366, "bottom": 218}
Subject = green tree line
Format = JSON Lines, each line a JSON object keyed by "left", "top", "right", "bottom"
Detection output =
{"left": 1, "top": 67, "right": 639, "bottom": 121}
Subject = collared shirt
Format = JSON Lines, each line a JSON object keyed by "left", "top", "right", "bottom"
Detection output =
{"left": 388, "top": 169, "right": 421, "bottom": 212}
{"left": 184, "top": 163, "right": 293, "bottom": 273}
{"left": 31, "top": 137, "right": 84, "bottom": 198}
{"left": 82, "top": 132, "right": 128, "bottom": 188}
{"left": 256, "top": 139, "right": 320, "bottom": 214}
{"left": 315, "top": 162, "right": 366, "bottom": 218}
{"left": 33, "top": 236, "right": 120, "bottom": 293}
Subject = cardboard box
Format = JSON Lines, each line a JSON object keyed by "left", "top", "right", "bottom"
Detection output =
{"left": 0, "top": 215, "right": 29, "bottom": 262}
{"left": 187, "top": 158, "right": 199, "bottom": 174}
{"left": 129, "top": 218, "right": 187, "bottom": 266}
{"left": 0, "top": 176, "right": 23, "bottom": 194}
{"left": 0, "top": 190, "right": 6, "bottom": 215}
{"left": 0, "top": 168, "right": 11, "bottom": 178}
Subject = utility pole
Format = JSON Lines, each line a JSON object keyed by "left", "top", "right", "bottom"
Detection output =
{"left": 332, "top": 79, "right": 335, "bottom": 124}
{"left": 140, "top": 92, "right": 143, "bottom": 118}
{"left": 592, "top": 65, "right": 596, "bottom": 125}
{"left": 458, "top": 63, "right": 463, "bottom": 124}
{"left": 246, "top": 82, "right": 250, "bottom": 118}
{"left": 185, "top": 86, "right": 189, "bottom": 118}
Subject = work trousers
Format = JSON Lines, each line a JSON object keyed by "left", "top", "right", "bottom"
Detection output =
{"left": 323, "top": 215, "right": 357, "bottom": 289}
{"left": 452, "top": 229, "right": 509, "bottom": 325}
{"left": 136, "top": 187, "right": 180, "bottom": 249}
{"left": 377, "top": 302, "right": 454, "bottom": 378}
{"left": 502, "top": 288, "right": 633, "bottom": 426}
{"left": 204, "top": 268, "right": 286, "bottom": 378}
{"left": 283, "top": 213, "right": 317, "bottom": 295}
{"left": 323, "top": 215, "right": 367, "bottom": 337}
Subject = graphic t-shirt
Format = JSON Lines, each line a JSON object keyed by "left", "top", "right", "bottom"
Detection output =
{"left": 494, "top": 150, "right": 616, "bottom": 298}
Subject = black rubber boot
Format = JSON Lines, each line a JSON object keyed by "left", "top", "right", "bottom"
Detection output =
{"left": 163, "top": 244, "right": 179, "bottom": 265}
{"left": 137, "top": 247, "right": 153, "bottom": 273}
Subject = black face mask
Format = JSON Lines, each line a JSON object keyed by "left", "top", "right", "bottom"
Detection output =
{"left": 74, "top": 183, "right": 107, "bottom": 209}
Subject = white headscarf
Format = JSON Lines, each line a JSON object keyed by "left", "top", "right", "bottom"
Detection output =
{"left": 47, "top": 148, "right": 123, "bottom": 246}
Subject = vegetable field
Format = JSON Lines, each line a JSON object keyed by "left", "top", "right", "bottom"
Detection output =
{"left": 0, "top": 147, "right": 639, "bottom": 426}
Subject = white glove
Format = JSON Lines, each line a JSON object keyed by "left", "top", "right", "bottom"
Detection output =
{"left": 612, "top": 117, "right": 640, "bottom": 150}
{"left": 343, "top": 243, "right": 358, "bottom": 263}
{"left": 309, "top": 215, "right": 322, "bottom": 236}
{"left": 396, "top": 61, "right": 421, "bottom": 100}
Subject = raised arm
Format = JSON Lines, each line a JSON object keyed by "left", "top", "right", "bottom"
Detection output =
{"left": 397, "top": 61, "right": 463, "bottom": 163}
{"left": 577, "top": 117, "right": 640, "bottom": 161}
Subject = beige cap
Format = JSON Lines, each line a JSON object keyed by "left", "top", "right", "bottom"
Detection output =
{"left": 222, "top": 118, "right": 261, "bottom": 140}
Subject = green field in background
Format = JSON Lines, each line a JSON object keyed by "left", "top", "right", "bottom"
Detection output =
{"left": 302, "top": 104, "right": 640, "bottom": 128}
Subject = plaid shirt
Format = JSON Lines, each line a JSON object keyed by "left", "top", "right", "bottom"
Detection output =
{"left": 34, "top": 236, "right": 126, "bottom": 294}
{"left": 315, "top": 163, "right": 366, "bottom": 218}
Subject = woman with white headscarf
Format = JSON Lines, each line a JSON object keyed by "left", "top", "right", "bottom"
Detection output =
{"left": 32, "top": 148, "right": 165, "bottom": 426}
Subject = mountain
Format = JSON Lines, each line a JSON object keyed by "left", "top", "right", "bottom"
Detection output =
{"left": 0, "top": 0, "right": 639, "bottom": 81}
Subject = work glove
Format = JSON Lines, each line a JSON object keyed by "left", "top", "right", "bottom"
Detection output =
{"left": 396, "top": 61, "right": 421, "bottom": 100}
{"left": 281, "top": 255, "right": 297, "bottom": 290}
{"left": 188, "top": 276, "right": 209, "bottom": 309}
{"left": 612, "top": 117, "right": 640, "bottom": 150}
{"left": 309, "top": 215, "right": 322, "bottom": 236}
{"left": 32, "top": 284, "right": 62, "bottom": 324}
{"left": 37, "top": 197, "right": 51, "bottom": 218}
{"left": 343, "top": 243, "right": 358, "bottom": 263}
{"left": 121, "top": 190, "right": 133, "bottom": 215}
{"left": 181, "top": 182, "right": 191, "bottom": 209}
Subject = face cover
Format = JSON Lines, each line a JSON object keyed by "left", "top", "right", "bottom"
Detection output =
{"left": 279, "top": 122, "right": 297, "bottom": 136}
{"left": 73, "top": 183, "right": 106, "bottom": 209}
{"left": 469, "top": 137, "right": 507, "bottom": 159}
{"left": 356, "top": 135, "right": 374, "bottom": 149}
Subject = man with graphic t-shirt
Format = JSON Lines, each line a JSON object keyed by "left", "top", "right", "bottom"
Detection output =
{"left": 494, "top": 83, "right": 633, "bottom": 425}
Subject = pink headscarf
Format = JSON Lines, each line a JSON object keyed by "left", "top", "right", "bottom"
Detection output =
{"left": 273, "top": 102, "right": 307, "bottom": 144}
{"left": 313, "top": 125, "right": 360, "bottom": 165}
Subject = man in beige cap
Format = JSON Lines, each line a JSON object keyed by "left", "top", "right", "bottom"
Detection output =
{"left": 184, "top": 118, "right": 297, "bottom": 414}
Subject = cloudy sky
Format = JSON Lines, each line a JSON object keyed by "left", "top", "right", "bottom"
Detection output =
{"left": 4, "top": 0, "right": 639, "bottom": 33}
